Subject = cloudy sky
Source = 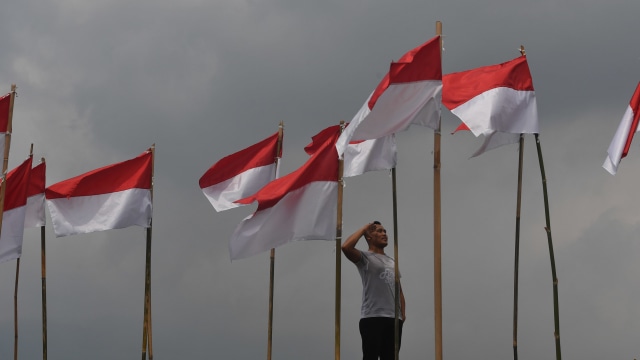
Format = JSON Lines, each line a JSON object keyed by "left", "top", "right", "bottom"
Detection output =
{"left": 0, "top": 0, "right": 639, "bottom": 359}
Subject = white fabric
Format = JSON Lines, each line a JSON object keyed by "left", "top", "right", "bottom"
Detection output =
{"left": 24, "top": 193, "right": 45, "bottom": 228}
{"left": 344, "top": 135, "right": 397, "bottom": 177}
{"left": 450, "top": 87, "right": 538, "bottom": 136}
{"left": 229, "top": 181, "right": 337, "bottom": 260}
{"left": 46, "top": 188, "right": 152, "bottom": 237}
{"left": 0, "top": 206, "right": 27, "bottom": 263}
{"left": 469, "top": 131, "right": 521, "bottom": 158}
{"left": 201, "top": 163, "right": 277, "bottom": 211}
{"left": 336, "top": 80, "right": 442, "bottom": 155}
{"left": 603, "top": 105, "right": 636, "bottom": 175}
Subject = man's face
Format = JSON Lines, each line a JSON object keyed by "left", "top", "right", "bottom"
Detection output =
{"left": 368, "top": 224, "right": 388, "bottom": 248}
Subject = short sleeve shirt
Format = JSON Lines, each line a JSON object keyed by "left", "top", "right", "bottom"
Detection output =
{"left": 356, "top": 250, "right": 402, "bottom": 320}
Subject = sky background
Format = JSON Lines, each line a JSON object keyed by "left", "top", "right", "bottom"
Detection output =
{"left": 0, "top": 0, "right": 639, "bottom": 359}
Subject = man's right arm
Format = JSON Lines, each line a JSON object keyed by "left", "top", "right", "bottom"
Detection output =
{"left": 341, "top": 223, "right": 371, "bottom": 264}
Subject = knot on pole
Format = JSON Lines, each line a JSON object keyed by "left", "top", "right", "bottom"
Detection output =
{"left": 544, "top": 226, "right": 551, "bottom": 234}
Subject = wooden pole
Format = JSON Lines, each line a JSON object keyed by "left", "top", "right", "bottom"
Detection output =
{"left": 392, "top": 167, "right": 400, "bottom": 360}
{"left": 335, "top": 121, "right": 345, "bottom": 360}
{"left": 534, "top": 134, "right": 562, "bottom": 360}
{"left": 14, "top": 258, "right": 20, "bottom": 360}
{"left": 433, "top": 21, "right": 443, "bottom": 360}
{"left": 141, "top": 145, "right": 155, "bottom": 360}
{"left": 267, "top": 122, "right": 283, "bottom": 360}
{"left": 512, "top": 134, "right": 524, "bottom": 360}
{"left": 40, "top": 160, "right": 48, "bottom": 360}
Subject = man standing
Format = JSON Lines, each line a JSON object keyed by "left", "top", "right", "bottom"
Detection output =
{"left": 342, "top": 221, "right": 405, "bottom": 360}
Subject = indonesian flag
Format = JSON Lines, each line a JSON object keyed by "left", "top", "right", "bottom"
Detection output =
{"left": 229, "top": 127, "right": 339, "bottom": 260}
{"left": 0, "top": 156, "right": 32, "bottom": 263}
{"left": 306, "top": 125, "right": 396, "bottom": 177}
{"left": 199, "top": 132, "right": 281, "bottom": 212}
{"left": 24, "top": 161, "right": 46, "bottom": 228}
{"left": 603, "top": 82, "right": 640, "bottom": 175}
{"left": 45, "top": 150, "right": 153, "bottom": 237}
{"left": 335, "top": 36, "right": 442, "bottom": 155}
{"left": 0, "top": 93, "right": 11, "bottom": 156}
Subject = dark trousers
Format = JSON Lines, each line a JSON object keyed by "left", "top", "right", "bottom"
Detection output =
{"left": 359, "top": 317, "right": 403, "bottom": 360}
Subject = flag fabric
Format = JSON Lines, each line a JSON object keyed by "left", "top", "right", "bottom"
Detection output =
{"left": 335, "top": 36, "right": 442, "bottom": 155}
{"left": 0, "top": 93, "right": 11, "bottom": 157}
{"left": 305, "top": 124, "right": 396, "bottom": 177}
{"left": 442, "top": 55, "right": 538, "bottom": 137}
{"left": 24, "top": 161, "right": 46, "bottom": 228}
{"left": 229, "top": 128, "right": 340, "bottom": 260}
{"left": 0, "top": 156, "right": 32, "bottom": 263}
{"left": 199, "top": 132, "right": 281, "bottom": 212}
{"left": 452, "top": 123, "right": 520, "bottom": 158}
{"left": 45, "top": 150, "right": 153, "bottom": 237}
{"left": 603, "top": 82, "right": 640, "bottom": 175}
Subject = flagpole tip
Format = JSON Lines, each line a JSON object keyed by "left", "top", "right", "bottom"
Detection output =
{"left": 519, "top": 45, "right": 526, "bottom": 56}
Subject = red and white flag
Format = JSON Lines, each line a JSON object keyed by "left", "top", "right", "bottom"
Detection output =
{"left": 603, "top": 82, "right": 640, "bottom": 175}
{"left": 336, "top": 36, "right": 442, "bottom": 155}
{"left": 229, "top": 128, "right": 340, "bottom": 260}
{"left": 199, "top": 132, "right": 281, "bottom": 212}
{"left": 24, "top": 161, "right": 46, "bottom": 228}
{"left": 0, "top": 93, "right": 11, "bottom": 156}
{"left": 0, "top": 156, "right": 32, "bottom": 263}
{"left": 443, "top": 55, "right": 537, "bottom": 156}
{"left": 45, "top": 150, "right": 153, "bottom": 237}
{"left": 306, "top": 125, "right": 396, "bottom": 177}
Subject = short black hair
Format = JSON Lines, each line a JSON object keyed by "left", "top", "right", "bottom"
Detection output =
{"left": 372, "top": 221, "right": 381, "bottom": 225}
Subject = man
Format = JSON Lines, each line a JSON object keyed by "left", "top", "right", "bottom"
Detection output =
{"left": 342, "top": 221, "right": 405, "bottom": 360}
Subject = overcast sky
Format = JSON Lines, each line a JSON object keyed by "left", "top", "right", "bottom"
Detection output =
{"left": 1, "top": 0, "right": 639, "bottom": 359}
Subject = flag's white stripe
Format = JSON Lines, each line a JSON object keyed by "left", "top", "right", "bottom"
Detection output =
{"left": 344, "top": 135, "right": 397, "bottom": 177}
{"left": 24, "top": 193, "right": 46, "bottom": 228}
{"left": 336, "top": 80, "right": 442, "bottom": 155}
{"left": 229, "top": 181, "right": 337, "bottom": 260}
{"left": 46, "top": 188, "right": 152, "bottom": 237}
{"left": 603, "top": 105, "right": 636, "bottom": 175}
{"left": 450, "top": 87, "right": 538, "bottom": 136}
{"left": 469, "top": 131, "right": 521, "bottom": 158}
{"left": 201, "top": 163, "right": 276, "bottom": 212}
{"left": 0, "top": 206, "right": 27, "bottom": 263}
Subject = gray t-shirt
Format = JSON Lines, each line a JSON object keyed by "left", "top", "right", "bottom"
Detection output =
{"left": 356, "top": 250, "right": 402, "bottom": 320}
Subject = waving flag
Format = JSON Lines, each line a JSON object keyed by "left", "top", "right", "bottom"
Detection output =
{"left": 229, "top": 128, "right": 339, "bottom": 260}
{"left": 0, "top": 156, "right": 32, "bottom": 263}
{"left": 200, "top": 131, "right": 281, "bottom": 212}
{"left": 443, "top": 55, "right": 538, "bottom": 136}
{"left": 0, "top": 93, "right": 11, "bottom": 155}
{"left": 306, "top": 124, "right": 396, "bottom": 177}
{"left": 24, "top": 160, "right": 46, "bottom": 228}
{"left": 336, "top": 36, "right": 442, "bottom": 155}
{"left": 45, "top": 150, "right": 153, "bottom": 237}
{"left": 603, "top": 82, "right": 640, "bottom": 175}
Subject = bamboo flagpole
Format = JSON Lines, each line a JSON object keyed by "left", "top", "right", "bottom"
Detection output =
{"left": 392, "top": 167, "right": 400, "bottom": 360}
{"left": 512, "top": 134, "right": 524, "bottom": 360}
{"left": 267, "top": 121, "right": 283, "bottom": 360}
{"left": 534, "top": 134, "right": 562, "bottom": 360}
{"left": 141, "top": 144, "right": 155, "bottom": 360}
{"left": 335, "top": 121, "right": 345, "bottom": 360}
{"left": 40, "top": 159, "right": 48, "bottom": 360}
{"left": 433, "top": 21, "right": 443, "bottom": 360}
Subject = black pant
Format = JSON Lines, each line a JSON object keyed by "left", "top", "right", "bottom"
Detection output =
{"left": 359, "top": 317, "right": 403, "bottom": 360}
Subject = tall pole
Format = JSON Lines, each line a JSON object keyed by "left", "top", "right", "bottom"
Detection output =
{"left": 335, "top": 121, "right": 345, "bottom": 360}
{"left": 512, "top": 134, "right": 524, "bottom": 360}
{"left": 392, "top": 167, "right": 400, "bottom": 360}
{"left": 267, "top": 121, "right": 283, "bottom": 360}
{"left": 141, "top": 145, "right": 155, "bottom": 360}
{"left": 40, "top": 161, "right": 48, "bottom": 360}
{"left": 534, "top": 134, "right": 562, "bottom": 360}
{"left": 433, "top": 21, "right": 443, "bottom": 360}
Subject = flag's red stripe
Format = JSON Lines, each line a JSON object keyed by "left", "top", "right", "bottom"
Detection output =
{"left": 26, "top": 162, "right": 46, "bottom": 197}
{"left": 367, "top": 36, "right": 442, "bottom": 111}
{"left": 4, "top": 157, "right": 32, "bottom": 210}
{"left": 621, "top": 82, "right": 640, "bottom": 158}
{"left": 199, "top": 132, "right": 280, "bottom": 188}
{"left": 237, "top": 128, "right": 339, "bottom": 211}
{"left": 0, "top": 93, "right": 11, "bottom": 132}
{"left": 45, "top": 151, "right": 152, "bottom": 199}
{"left": 442, "top": 56, "right": 534, "bottom": 110}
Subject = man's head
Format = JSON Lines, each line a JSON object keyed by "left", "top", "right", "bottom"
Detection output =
{"left": 364, "top": 221, "right": 388, "bottom": 249}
